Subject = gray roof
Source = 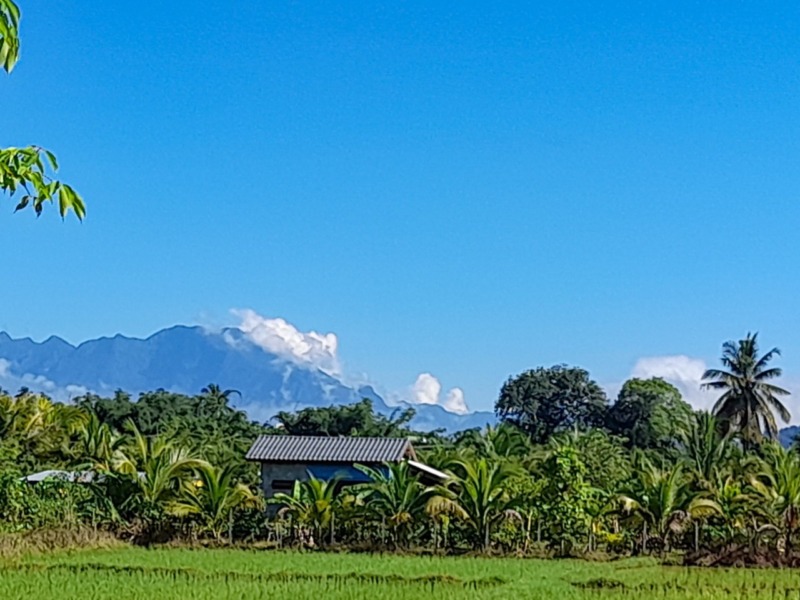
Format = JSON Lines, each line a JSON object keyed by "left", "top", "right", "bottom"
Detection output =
{"left": 246, "top": 435, "right": 415, "bottom": 463}
{"left": 23, "top": 470, "right": 96, "bottom": 483}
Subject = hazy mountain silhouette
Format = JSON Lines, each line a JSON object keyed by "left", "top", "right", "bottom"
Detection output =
{"left": 0, "top": 326, "right": 494, "bottom": 433}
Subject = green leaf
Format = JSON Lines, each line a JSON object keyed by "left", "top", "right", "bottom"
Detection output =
{"left": 44, "top": 150, "right": 58, "bottom": 171}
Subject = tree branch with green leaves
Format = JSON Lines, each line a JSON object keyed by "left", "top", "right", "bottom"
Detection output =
{"left": 0, "top": 0, "right": 85, "bottom": 220}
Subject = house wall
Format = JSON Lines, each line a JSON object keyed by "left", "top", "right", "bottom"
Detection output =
{"left": 259, "top": 462, "right": 386, "bottom": 498}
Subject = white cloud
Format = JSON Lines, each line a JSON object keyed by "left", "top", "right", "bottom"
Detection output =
{"left": 226, "top": 309, "right": 472, "bottom": 415}
{"left": 444, "top": 387, "right": 469, "bottom": 414}
{"left": 0, "top": 357, "right": 89, "bottom": 402}
{"left": 231, "top": 308, "right": 340, "bottom": 375}
{"left": 630, "top": 355, "right": 717, "bottom": 411}
{"left": 626, "top": 354, "right": 800, "bottom": 423}
{"left": 410, "top": 373, "right": 470, "bottom": 415}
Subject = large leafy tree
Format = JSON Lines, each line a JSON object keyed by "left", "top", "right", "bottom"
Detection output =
{"left": 608, "top": 378, "right": 693, "bottom": 451}
{"left": 495, "top": 366, "right": 608, "bottom": 444}
{"left": 702, "top": 333, "right": 790, "bottom": 446}
{"left": 0, "top": 0, "right": 84, "bottom": 218}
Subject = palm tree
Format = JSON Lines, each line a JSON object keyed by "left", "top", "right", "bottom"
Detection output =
{"left": 681, "top": 412, "right": 734, "bottom": 490}
{"left": 428, "top": 457, "right": 522, "bottom": 550}
{"left": 702, "top": 333, "right": 790, "bottom": 447}
{"left": 73, "top": 411, "right": 126, "bottom": 471}
{"left": 198, "top": 384, "right": 241, "bottom": 420}
{"left": 749, "top": 442, "right": 800, "bottom": 557}
{"left": 115, "top": 422, "right": 209, "bottom": 517}
{"left": 169, "top": 464, "right": 262, "bottom": 541}
{"left": 455, "top": 423, "right": 532, "bottom": 460}
{"left": 354, "top": 462, "right": 435, "bottom": 548}
{"left": 619, "top": 458, "right": 718, "bottom": 552}
{"left": 270, "top": 476, "right": 339, "bottom": 546}
{"left": 705, "top": 473, "right": 756, "bottom": 549}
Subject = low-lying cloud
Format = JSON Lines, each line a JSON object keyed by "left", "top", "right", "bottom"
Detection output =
{"left": 411, "top": 373, "right": 469, "bottom": 414}
{"left": 630, "top": 355, "right": 718, "bottom": 411}
{"left": 230, "top": 309, "right": 470, "bottom": 415}
{"left": 624, "top": 354, "right": 799, "bottom": 423}
{"left": 0, "top": 358, "right": 89, "bottom": 401}
{"left": 231, "top": 308, "right": 341, "bottom": 375}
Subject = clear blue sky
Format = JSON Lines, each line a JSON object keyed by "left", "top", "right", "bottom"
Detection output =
{"left": 3, "top": 2, "right": 800, "bottom": 412}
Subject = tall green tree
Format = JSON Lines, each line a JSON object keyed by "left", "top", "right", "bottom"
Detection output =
{"left": 496, "top": 366, "right": 608, "bottom": 444}
{"left": 608, "top": 378, "right": 693, "bottom": 451}
{"left": 702, "top": 333, "right": 790, "bottom": 446}
{"left": 0, "top": 0, "right": 84, "bottom": 218}
{"left": 539, "top": 441, "right": 593, "bottom": 552}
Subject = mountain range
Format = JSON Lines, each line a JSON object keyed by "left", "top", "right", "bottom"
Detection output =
{"left": 0, "top": 326, "right": 495, "bottom": 433}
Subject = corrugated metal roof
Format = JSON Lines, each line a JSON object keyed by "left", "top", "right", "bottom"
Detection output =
{"left": 246, "top": 435, "right": 413, "bottom": 463}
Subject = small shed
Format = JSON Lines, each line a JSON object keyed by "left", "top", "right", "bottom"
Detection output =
{"left": 245, "top": 435, "right": 446, "bottom": 497}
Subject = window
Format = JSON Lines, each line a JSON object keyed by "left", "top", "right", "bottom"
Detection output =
{"left": 271, "top": 480, "right": 295, "bottom": 492}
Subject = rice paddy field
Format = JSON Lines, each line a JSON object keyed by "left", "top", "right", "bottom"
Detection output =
{"left": 3, "top": 547, "right": 800, "bottom": 599}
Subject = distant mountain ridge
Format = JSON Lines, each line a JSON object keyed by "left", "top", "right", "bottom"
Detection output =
{"left": 0, "top": 326, "right": 494, "bottom": 433}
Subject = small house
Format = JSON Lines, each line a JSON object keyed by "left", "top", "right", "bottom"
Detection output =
{"left": 245, "top": 435, "right": 447, "bottom": 498}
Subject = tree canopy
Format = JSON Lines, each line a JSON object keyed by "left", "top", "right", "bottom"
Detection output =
{"left": 495, "top": 365, "right": 608, "bottom": 444}
{"left": 608, "top": 377, "right": 693, "bottom": 451}
{"left": 702, "top": 332, "right": 790, "bottom": 446}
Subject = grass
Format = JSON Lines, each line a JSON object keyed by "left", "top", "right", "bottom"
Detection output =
{"left": 2, "top": 546, "right": 800, "bottom": 598}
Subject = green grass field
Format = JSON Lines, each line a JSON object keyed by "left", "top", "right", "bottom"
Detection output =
{"left": 2, "top": 547, "right": 800, "bottom": 599}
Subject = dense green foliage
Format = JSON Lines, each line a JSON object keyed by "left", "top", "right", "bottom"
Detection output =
{"left": 495, "top": 365, "right": 608, "bottom": 443}
{"left": 0, "top": 332, "right": 795, "bottom": 565}
{"left": 273, "top": 398, "right": 417, "bottom": 437}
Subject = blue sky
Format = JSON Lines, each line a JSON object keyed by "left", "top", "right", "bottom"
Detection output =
{"left": 2, "top": 2, "right": 800, "bottom": 413}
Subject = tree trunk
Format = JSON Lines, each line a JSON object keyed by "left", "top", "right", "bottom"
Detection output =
{"left": 330, "top": 512, "right": 335, "bottom": 546}
{"left": 642, "top": 521, "right": 648, "bottom": 554}
{"left": 694, "top": 521, "right": 699, "bottom": 553}
{"left": 786, "top": 509, "right": 793, "bottom": 559}
{"left": 228, "top": 511, "right": 233, "bottom": 545}
{"left": 483, "top": 522, "right": 490, "bottom": 551}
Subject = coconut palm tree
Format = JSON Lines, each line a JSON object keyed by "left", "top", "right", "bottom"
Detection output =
{"left": 749, "top": 442, "right": 800, "bottom": 557}
{"left": 704, "top": 473, "right": 757, "bottom": 549}
{"left": 702, "top": 333, "right": 790, "bottom": 447}
{"left": 681, "top": 412, "right": 734, "bottom": 490}
{"left": 354, "top": 462, "right": 435, "bottom": 548}
{"left": 455, "top": 423, "right": 533, "bottom": 460}
{"left": 73, "top": 412, "right": 126, "bottom": 471}
{"left": 619, "top": 458, "right": 719, "bottom": 552}
{"left": 270, "top": 476, "right": 340, "bottom": 546}
{"left": 428, "top": 457, "right": 522, "bottom": 550}
{"left": 115, "top": 422, "right": 209, "bottom": 516}
{"left": 169, "top": 464, "right": 262, "bottom": 541}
